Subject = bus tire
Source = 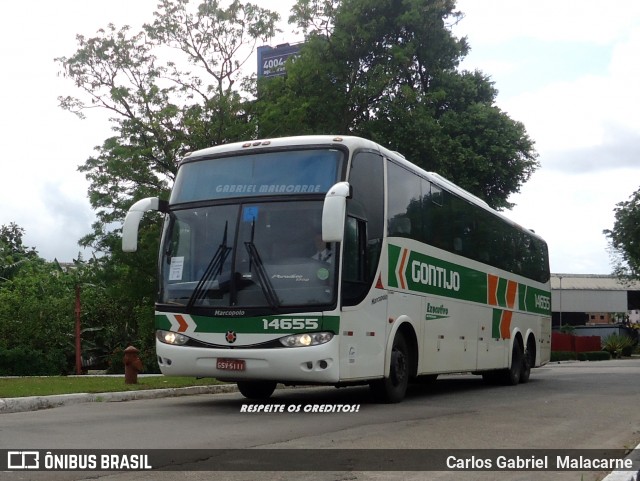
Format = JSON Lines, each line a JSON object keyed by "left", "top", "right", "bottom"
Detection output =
{"left": 237, "top": 381, "right": 277, "bottom": 400}
{"left": 503, "top": 341, "right": 523, "bottom": 386}
{"left": 520, "top": 337, "right": 535, "bottom": 384}
{"left": 370, "top": 332, "right": 410, "bottom": 403}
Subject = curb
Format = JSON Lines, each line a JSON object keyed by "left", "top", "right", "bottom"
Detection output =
{"left": 0, "top": 384, "right": 238, "bottom": 414}
{"left": 602, "top": 446, "right": 640, "bottom": 481}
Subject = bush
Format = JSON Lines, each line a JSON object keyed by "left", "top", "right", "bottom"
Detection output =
{"left": 0, "top": 346, "right": 68, "bottom": 376}
{"left": 602, "top": 334, "right": 636, "bottom": 358}
{"left": 577, "top": 351, "right": 611, "bottom": 361}
{"left": 106, "top": 347, "right": 125, "bottom": 374}
{"left": 550, "top": 351, "right": 577, "bottom": 362}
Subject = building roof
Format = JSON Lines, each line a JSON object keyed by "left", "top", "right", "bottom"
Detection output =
{"left": 551, "top": 274, "right": 640, "bottom": 291}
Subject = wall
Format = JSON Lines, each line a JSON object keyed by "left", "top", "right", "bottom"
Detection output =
{"left": 551, "top": 332, "right": 601, "bottom": 352}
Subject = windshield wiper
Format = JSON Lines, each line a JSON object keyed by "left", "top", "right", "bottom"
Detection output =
{"left": 244, "top": 218, "right": 279, "bottom": 309}
{"left": 244, "top": 241, "right": 279, "bottom": 309}
{"left": 187, "top": 222, "right": 232, "bottom": 308}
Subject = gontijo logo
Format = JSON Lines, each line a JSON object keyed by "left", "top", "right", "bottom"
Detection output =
{"left": 388, "top": 245, "right": 484, "bottom": 302}
{"left": 391, "top": 246, "right": 460, "bottom": 292}
{"left": 411, "top": 259, "right": 461, "bottom": 291}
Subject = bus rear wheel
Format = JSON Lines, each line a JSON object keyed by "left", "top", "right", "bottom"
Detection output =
{"left": 502, "top": 341, "right": 524, "bottom": 386}
{"left": 520, "top": 337, "right": 536, "bottom": 384}
{"left": 237, "top": 381, "right": 277, "bottom": 400}
{"left": 370, "top": 332, "right": 410, "bottom": 403}
{"left": 482, "top": 341, "right": 523, "bottom": 386}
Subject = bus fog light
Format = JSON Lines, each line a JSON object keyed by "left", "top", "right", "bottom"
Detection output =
{"left": 279, "top": 332, "right": 334, "bottom": 347}
{"left": 157, "top": 330, "right": 189, "bottom": 345}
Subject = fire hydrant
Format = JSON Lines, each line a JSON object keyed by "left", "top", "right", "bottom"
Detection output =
{"left": 124, "top": 346, "right": 144, "bottom": 384}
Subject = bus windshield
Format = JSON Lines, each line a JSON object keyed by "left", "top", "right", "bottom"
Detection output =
{"left": 160, "top": 200, "right": 337, "bottom": 310}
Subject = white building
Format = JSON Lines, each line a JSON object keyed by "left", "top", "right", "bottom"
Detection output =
{"left": 551, "top": 274, "right": 640, "bottom": 328}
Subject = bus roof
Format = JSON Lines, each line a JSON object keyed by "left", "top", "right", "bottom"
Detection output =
{"left": 183, "top": 135, "right": 544, "bottom": 243}
{"left": 183, "top": 135, "right": 382, "bottom": 161}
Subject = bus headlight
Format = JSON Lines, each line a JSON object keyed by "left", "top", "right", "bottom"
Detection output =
{"left": 157, "top": 330, "right": 189, "bottom": 345}
{"left": 279, "top": 332, "right": 334, "bottom": 347}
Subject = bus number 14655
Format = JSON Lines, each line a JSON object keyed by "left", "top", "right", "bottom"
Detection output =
{"left": 263, "top": 318, "right": 319, "bottom": 330}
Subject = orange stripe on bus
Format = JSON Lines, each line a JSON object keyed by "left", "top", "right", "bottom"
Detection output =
{"left": 500, "top": 310, "right": 512, "bottom": 339}
{"left": 488, "top": 274, "right": 498, "bottom": 306}
{"left": 175, "top": 314, "right": 189, "bottom": 333}
{"left": 398, "top": 248, "right": 409, "bottom": 289}
{"left": 506, "top": 280, "right": 518, "bottom": 309}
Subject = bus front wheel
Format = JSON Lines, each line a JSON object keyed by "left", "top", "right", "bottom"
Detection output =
{"left": 370, "top": 332, "right": 410, "bottom": 403}
{"left": 237, "top": 381, "right": 277, "bottom": 400}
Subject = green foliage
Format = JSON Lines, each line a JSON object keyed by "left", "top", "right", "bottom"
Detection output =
{"left": 576, "top": 351, "right": 612, "bottom": 361}
{"left": 0, "top": 347, "right": 68, "bottom": 376}
{"left": 0, "top": 222, "right": 39, "bottom": 281}
{"left": 550, "top": 351, "right": 577, "bottom": 362}
{"left": 604, "top": 187, "right": 640, "bottom": 279}
{"left": 256, "top": 0, "right": 538, "bottom": 210}
{"left": 0, "top": 223, "right": 162, "bottom": 376}
{"left": 601, "top": 333, "right": 636, "bottom": 358}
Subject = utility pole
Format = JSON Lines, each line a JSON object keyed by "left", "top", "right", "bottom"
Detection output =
{"left": 75, "top": 284, "right": 82, "bottom": 375}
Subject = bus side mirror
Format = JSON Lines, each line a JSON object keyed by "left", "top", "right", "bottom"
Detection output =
{"left": 322, "top": 182, "right": 350, "bottom": 243}
{"left": 122, "top": 197, "right": 166, "bottom": 252}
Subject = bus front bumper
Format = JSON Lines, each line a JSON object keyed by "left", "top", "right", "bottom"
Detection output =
{"left": 155, "top": 337, "right": 340, "bottom": 384}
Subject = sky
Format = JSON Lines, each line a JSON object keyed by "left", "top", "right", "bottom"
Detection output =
{"left": 1, "top": 1, "right": 639, "bottom": 275}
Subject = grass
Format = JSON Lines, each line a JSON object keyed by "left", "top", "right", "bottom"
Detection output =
{"left": 0, "top": 376, "right": 225, "bottom": 398}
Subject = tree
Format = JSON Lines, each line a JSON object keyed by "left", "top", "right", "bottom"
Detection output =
{"left": 56, "top": 0, "right": 280, "bottom": 253}
{"left": 0, "top": 223, "right": 38, "bottom": 280}
{"left": 256, "top": 0, "right": 538, "bottom": 209}
{"left": 0, "top": 225, "right": 72, "bottom": 374}
{"left": 604, "top": 188, "right": 640, "bottom": 279}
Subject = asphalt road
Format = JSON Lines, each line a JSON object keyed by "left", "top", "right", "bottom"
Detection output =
{"left": 1, "top": 359, "right": 639, "bottom": 481}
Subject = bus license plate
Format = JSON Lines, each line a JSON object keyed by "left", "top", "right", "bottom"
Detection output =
{"left": 217, "top": 358, "right": 246, "bottom": 371}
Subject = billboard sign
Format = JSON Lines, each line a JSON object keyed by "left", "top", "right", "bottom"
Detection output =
{"left": 257, "top": 43, "right": 302, "bottom": 79}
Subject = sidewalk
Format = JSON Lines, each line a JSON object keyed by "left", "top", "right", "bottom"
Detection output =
{"left": 0, "top": 383, "right": 239, "bottom": 414}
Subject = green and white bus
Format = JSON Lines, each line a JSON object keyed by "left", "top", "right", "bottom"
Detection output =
{"left": 123, "top": 135, "right": 551, "bottom": 403}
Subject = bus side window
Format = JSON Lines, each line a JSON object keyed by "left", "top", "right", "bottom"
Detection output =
{"left": 342, "top": 216, "right": 369, "bottom": 304}
{"left": 343, "top": 151, "right": 384, "bottom": 306}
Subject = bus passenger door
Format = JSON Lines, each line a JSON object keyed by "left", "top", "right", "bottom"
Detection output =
{"left": 339, "top": 215, "right": 387, "bottom": 381}
{"left": 339, "top": 294, "right": 388, "bottom": 381}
